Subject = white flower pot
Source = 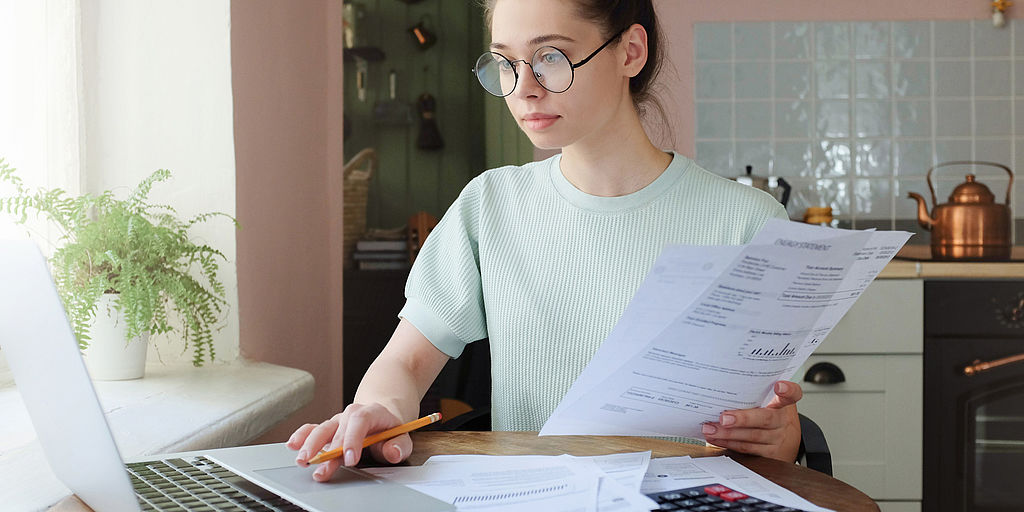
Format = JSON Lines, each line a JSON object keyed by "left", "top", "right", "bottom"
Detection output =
{"left": 81, "top": 294, "right": 149, "bottom": 380}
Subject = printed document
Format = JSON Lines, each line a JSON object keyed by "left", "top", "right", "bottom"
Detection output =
{"left": 541, "top": 220, "right": 911, "bottom": 437}
{"left": 365, "top": 452, "right": 657, "bottom": 511}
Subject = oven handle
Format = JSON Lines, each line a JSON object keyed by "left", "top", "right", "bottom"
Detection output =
{"left": 963, "top": 352, "right": 1024, "bottom": 377}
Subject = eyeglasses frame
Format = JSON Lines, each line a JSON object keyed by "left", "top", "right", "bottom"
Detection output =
{"left": 472, "top": 28, "right": 628, "bottom": 97}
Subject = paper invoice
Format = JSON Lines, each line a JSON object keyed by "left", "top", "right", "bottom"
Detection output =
{"left": 541, "top": 219, "right": 912, "bottom": 438}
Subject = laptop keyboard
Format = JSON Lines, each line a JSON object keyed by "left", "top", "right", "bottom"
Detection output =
{"left": 126, "top": 456, "right": 306, "bottom": 511}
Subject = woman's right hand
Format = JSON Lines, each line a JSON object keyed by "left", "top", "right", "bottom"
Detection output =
{"left": 287, "top": 402, "right": 413, "bottom": 482}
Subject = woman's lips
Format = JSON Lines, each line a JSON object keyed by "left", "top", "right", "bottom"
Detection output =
{"left": 522, "top": 114, "right": 560, "bottom": 131}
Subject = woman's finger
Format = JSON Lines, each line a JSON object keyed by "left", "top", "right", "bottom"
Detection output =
{"left": 717, "top": 406, "right": 787, "bottom": 431}
{"left": 296, "top": 419, "right": 341, "bottom": 467}
{"left": 341, "top": 404, "right": 402, "bottom": 467}
{"left": 312, "top": 457, "right": 343, "bottom": 482}
{"left": 765, "top": 381, "right": 803, "bottom": 408}
{"left": 367, "top": 433, "right": 413, "bottom": 464}
{"left": 286, "top": 423, "right": 318, "bottom": 451}
{"left": 703, "top": 424, "right": 776, "bottom": 445}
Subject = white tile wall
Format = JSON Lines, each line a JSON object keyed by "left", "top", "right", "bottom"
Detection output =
{"left": 693, "top": 20, "right": 1023, "bottom": 239}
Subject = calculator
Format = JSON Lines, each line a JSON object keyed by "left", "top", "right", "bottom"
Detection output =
{"left": 646, "top": 483, "right": 810, "bottom": 511}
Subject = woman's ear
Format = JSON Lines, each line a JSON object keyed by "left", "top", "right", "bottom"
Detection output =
{"left": 621, "top": 23, "right": 649, "bottom": 79}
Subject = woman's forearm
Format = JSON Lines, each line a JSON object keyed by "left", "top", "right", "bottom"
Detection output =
{"left": 352, "top": 318, "right": 450, "bottom": 422}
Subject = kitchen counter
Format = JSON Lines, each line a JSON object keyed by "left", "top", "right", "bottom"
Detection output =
{"left": 877, "top": 245, "right": 1024, "bottom": 279}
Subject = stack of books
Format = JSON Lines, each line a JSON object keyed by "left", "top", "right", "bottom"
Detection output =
{"left": 352, "top": 239, "right": 410, "bottom": 270}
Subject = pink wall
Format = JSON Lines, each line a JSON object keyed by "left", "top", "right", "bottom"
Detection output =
{"left": 232, "top": 0, "right": 345, "bottom": 444}
{"left": 657, "top": 0, "right": 998, "bottom": 156}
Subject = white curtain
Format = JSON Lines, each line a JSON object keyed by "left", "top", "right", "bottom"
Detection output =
{"left": 0, "top": 0, "right": 84, "bottom": 248}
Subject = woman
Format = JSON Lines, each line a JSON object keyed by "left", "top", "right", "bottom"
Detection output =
{"left": 290, "top": 0, "right": 803, "bottom": 482}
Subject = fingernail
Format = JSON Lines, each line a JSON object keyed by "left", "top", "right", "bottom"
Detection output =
{"left": 344, "top": 449, "right": 356, "bottom": 466}
{"left": 392, "top": 444, "right": 403, "bottom": 461}
{"left": 296, "top": 450, "right": 309, "bottom": 465}
{"left": 314, "top": 466, "right": 327, "bottom": 479}
{"left": 702, "top": 423, "right": 717, "bottom": 435}
{"left": 721, "top": 414, "right": 736, "bottom": 426}
{"left": 776, "top": 381, "right": 789, "bottom": 394}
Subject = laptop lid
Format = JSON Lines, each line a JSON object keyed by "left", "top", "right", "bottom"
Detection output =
{"left": 0, "top": 240, "right": 142, "bottom": 511}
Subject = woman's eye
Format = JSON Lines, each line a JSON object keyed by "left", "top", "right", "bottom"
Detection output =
{"left": 498, "top": 60, "right": 513, "bottom": 72}
{"left": 541, "top": 52, "right": 564, "bottom": 64}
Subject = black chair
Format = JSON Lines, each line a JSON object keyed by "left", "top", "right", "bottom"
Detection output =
{"left": 431, "top": 339, "right": 833, "bottom": 476}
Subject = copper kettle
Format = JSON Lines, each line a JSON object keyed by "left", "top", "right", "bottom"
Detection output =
{"left": 906, "top": 161, "right": 1014, "bottom": 261}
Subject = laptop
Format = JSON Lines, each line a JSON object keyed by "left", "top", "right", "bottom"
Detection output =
{"left": 0, "top": 240, "right": 453, "bottom": 512}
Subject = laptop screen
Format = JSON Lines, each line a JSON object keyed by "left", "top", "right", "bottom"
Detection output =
{"left": 0, "top": 240, "right": 141, "bottom": 511}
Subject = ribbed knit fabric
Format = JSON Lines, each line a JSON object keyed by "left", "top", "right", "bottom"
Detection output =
{"left": 399, "top": 152, "right": 788, "bottom": 433}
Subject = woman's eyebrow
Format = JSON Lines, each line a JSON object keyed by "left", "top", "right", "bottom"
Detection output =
{"left": 490, "top": 34, "right": 577, "bottom": 51}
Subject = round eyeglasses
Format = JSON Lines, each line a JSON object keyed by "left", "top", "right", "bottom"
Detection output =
{"left": 472, "top": 29, "right": 626, "bottom": 97}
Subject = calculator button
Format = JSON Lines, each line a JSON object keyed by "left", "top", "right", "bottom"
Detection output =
{"left": 720, "top": 491, "right": 749, "bottom": 502}
{"left": 704, "top": 485, "right": 731, "bottom": 496}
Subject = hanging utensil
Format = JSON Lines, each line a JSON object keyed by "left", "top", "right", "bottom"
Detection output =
{"left": 416, "top": 93, "right": 444, "bottom": 150}
{"left": 408, "top": 16, "right": 437, "bottom": 51}
{"left": 373, "top": 70, "right": 413, "bottom": 125}
{"left": 355, "top": 58, "right": 368, "bottom": 102}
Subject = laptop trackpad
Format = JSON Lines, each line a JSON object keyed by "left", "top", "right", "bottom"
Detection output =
{"left": 253, "top": 465, "right": 379, "bottom": 495}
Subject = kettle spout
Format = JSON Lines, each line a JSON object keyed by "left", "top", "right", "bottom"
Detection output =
{"left": 906, "top": 192, "right": 934, "bottom": 230}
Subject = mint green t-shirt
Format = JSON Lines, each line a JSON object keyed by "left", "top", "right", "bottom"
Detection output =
{"left": 399, "top": 152, "right": 788, "bottom": 432}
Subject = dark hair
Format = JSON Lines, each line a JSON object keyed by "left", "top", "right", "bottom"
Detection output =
{"left": 482, "top": 0, "right": 665, "bottom": 114}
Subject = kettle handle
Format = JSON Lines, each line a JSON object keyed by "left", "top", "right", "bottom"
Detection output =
{"left": 926, "top": 161, "right": 1014, "bottom": 206}
{"left": 776, "top": 177, "right": 792, "bottom": 208}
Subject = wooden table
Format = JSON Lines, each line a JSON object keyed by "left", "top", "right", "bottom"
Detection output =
{"left": 53, "top": 431, "right": 878, "bottom": 511}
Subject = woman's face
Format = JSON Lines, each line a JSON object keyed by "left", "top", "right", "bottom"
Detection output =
{"left": 489, "top": 0, "right": 629, "bottom": 150}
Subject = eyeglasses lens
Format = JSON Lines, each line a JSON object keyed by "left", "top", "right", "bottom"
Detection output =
{"left": 530, "top": 47, "right": 571, "bottom": 93}
{"left": 474, "top": 47, "right": 572, "bottom": 97}
{"left": 475, "top": 52, "right": 516, "bottom": 97}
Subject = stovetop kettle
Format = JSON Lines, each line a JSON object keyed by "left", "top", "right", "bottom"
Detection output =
{"left": 906, "top": 160, "right": 1014, "bottom": 261}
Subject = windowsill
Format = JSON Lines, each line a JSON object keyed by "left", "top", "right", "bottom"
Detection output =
{"left": 0, "top": 355, "right": 314, "bottom": 510}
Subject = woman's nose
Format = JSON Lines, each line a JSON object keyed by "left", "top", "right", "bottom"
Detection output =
{"left": 513, "top": 64, "right": 546, "bottom": 99}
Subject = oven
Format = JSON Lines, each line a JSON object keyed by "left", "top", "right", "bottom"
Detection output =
{"left": 924, "top": 280, "right": 1024, "bottom": 512}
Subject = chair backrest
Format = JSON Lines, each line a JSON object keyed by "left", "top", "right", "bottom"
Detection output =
{"left": 798, "top": 413, "right": 833, "bottom": 476}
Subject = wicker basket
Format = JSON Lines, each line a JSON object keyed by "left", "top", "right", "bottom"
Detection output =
{"left": 343, "top": 148, "right": 376, "bottom": 269}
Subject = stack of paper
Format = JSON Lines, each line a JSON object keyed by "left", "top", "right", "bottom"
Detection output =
{"left": 365, "top": 451, "right": 656, "bottom": 511}
{"left": 365, "top": 452, "right": 833, "bottom": 511}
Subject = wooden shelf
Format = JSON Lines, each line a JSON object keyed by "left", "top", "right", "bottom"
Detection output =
{"left": 343, "top": 46, "right": 385, "bottom": 62}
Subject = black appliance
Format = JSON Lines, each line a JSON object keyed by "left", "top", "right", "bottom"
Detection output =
{"left": 924, "top": 280, "right": 1024, "bottom": 512}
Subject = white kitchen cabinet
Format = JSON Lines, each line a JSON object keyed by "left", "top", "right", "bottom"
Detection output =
{"left": 795, "top": 279, "right": 923, "bottom": 510}
{"left": 818, "top": 279, "right": 922, "bottom": 354}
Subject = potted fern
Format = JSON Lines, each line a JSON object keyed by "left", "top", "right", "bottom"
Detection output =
{"left": 0, "top": 159, "right": 237, "bottom": 378}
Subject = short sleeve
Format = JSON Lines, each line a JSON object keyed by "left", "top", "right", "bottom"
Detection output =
{"left": 740, "top": 193, "right": 790, "bottom": 243}
{"left": 398, "top": 178, "right": 487, "bottom": 358}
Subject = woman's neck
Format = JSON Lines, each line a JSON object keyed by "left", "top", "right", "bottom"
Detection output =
{"left": 558, "top": 98, "right": 673, "bottom": 197}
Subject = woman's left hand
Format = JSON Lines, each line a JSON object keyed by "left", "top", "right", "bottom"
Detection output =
{"left": 701, "top": 381, "right": 803, "bottom": 462}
